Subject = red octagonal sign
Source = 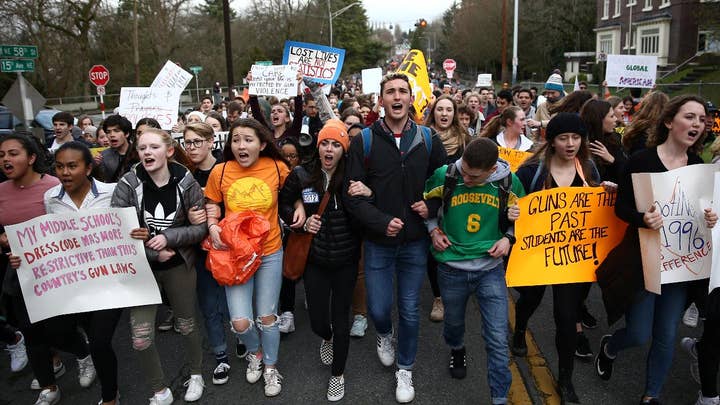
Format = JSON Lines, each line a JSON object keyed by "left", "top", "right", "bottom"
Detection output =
{"left": 443, "top": 59, "right": 456, "bottom": 72}
{"left": 89, "top": 65, "right": 110, "bottom": 86}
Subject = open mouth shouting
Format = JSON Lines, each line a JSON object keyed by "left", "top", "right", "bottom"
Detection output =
{"left": 2, "top": 162, "right": 14, "bottom": 177}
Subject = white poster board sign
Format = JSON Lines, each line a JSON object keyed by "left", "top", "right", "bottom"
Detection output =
{"left": 711, "top": 172, "right": 720, "bottom": 292}
{"left": 606, "top": 54, "right": 658, "bottom": 88}
{"left": 361, "top": 67, "right": 382, "bottom": 95}
{"left": 150, "top": 60, "right": 193, "bottom": 92}
{"left": 249, "top": 65, "right": 298, "bottom": 99}
{"left": 6, "top": 208, "right": 161, "bottom": 323}
{"left": 118, "top": 87, "right": 180, "bottom": 130}
{"left": 476, "top": 74, "right": 492, "bottom": 88}
{"left": 632, "top": 164, "right": 716, "bottom": 293}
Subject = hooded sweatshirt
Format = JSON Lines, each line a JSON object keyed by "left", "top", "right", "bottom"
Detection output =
{"left": 423, "top": 158, "right": 525, "bottom": 270}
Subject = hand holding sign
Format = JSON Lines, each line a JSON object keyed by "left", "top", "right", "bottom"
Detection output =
{"left": 643, "top": 205, "right": 662, "bottom": 230}
{"left": 705, "top": 207, "right": 718, "bottom": 229}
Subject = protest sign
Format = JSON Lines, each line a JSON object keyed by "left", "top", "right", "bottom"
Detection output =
{"left": 632, "top": 164, "right": 716, "bottom": 294}
{"left": 711, "top": 172, "right": 720, "bottom": 293}
{"left": 89, "top": 147, "right": 107, "bottom": 158}
{"left": 498, "top": 146, "right": 531, "bottom": 173}
{"left": 476, "top": 74, "right": 492, "bottom": 88}
{"left": 5, "top": 207, "right": 161, "bottom": 323}
{"left": 605, "top": 54, "right": 658, "bottom": 88}
{"left": 118, "top": 87, "right": 180, "bottom": 130}
{"left": 150, "top": 60, "right": 193, "bottom": 93}
{"left": 249, "top": 64, "right": 298, "bottom": 99}
{"left": 172, "top": 131, "right": 228, "bottom": 151}
{"left": 506, "top": 187, "right": 627, "bottom": 287}
{"left": 361, "top": 67, "right": 383, "bottom": 95}
{"left": 282, "top": 41, "right": 345, "bottom": 85}
{"left": 395, "top": 49, "right": 432, "bottom": 123}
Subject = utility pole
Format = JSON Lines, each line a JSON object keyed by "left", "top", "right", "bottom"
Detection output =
{"left": 501, "top": 0, "right": 508, "bottom": 83}
{"left": 133, "top": 0, "right": 139, "bottom": 86}
{"left": 512, "top": 0, "right": 519, "bottom": 84}
{"left": 222, "top": 0, "right": 234, "bottom": 99}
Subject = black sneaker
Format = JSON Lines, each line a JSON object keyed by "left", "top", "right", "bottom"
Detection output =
{"left": 575, "top": 332, "right": 593, "bottom": 359}
{"left": 236, "top": 338, "right": 248, "bottom": 358}
{"left": 511, "top": 330, "right": 527, "bottom": 357}
{"left": 448, "top": 347, "right": 466, "bottom": 379}
{"left": 212, "top": 362, "right": 230, "bottom": 385}
{"left": 157, "top": 308, "right": 174, "bottom": 332}
{"left": 558, "top": 375, "right": 580, "bottom": 403}
{"left": 581, "top": 305, "right": 598, "bottom": 329}
{"left": 595, "top": 335, "right": 615, "bottom": 381}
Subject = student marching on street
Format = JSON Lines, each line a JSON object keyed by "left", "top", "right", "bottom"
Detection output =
{"left": 343, "top": 72, "right": 447, "bottom": 403}
{"left": 111, "top": 128, "right": 207, "bottom": 405}
{"left": 423, "top": 138, "right": 525, "bottom": 405}
{"left": 204, "top": 118, "right": 290, "bottom": 397}
{"left": 595, "top": 95, "right": 716, "bottom": 405}
{"left": 43, "top": 142, "right": 120, "bottom": 405}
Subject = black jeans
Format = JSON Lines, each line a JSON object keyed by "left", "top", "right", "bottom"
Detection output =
{"left": 79, "top": 308, "right": 123, "bottom": 402}
{"left": 426, "top": 255, "right": 441, "bottom": 298}
{"left": 279, "top": 275, "right": 297, "bottom": 313}
{"left": 699, "top": 317, "right": 720, "bottom": 398}
{"left": 514, "top": 282, "right": 590, "bottom": 375}
{"left": 304, "top": 260, "right": 357, "bottom": 376}
{"left": 11, "top": 294, "right": 89, "bottom": 387}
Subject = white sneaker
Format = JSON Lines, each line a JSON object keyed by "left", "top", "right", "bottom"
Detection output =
{"left": 684, "top": 303, "right": 700, "bottom": 327}
{"left": 682, "top": 337, "right": 701, "bottom": 384}
{"left": 246, "top": 352, "right": 263, "bottom": 383}
{"left": 212, "top": 362, "right": 230, "bottom": 385}
{"left": 395, "top": 369, "right": 415, "bottom": 403}
{"left": 6, "top": 331, "right": 28, "bottom": 372}
{"left": 350, "top": 315, "right": 368, "bottom": 337}
{"left": 263, "top": 368, "right": 283, "bottom": 397}
{"left": 183, "top": 374, "right": 204, "bottom": 402}
{"left": 327, "top": 375, "right": 345, "bottom": 402}
{"left": 78, "top": 355, "right": 97, "bottom": 388}
{"left": 34, "top": 387, "right": 61, "bottom": 405}
{"left": 696, "top": 391, "right": 720, "bottom": 405}
{"left": 376, "top": 331, "right": 395, "bottom": 367}
{"left": 278, "top": 311, "right": 295, "bottom": 333}
{"left": 148, "top": 388, "right": 173, "bottom": 405}
{"left": 31, "top": 361, "right": 66, "bottom": 390}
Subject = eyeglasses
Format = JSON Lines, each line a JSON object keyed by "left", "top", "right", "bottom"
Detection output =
{"left": 184, "top": 139, "right": 206, "bottom": 149}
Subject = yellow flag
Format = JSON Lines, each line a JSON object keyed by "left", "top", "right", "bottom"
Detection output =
{"left": 395, "top": 49, "right": 432, "bottom": 123}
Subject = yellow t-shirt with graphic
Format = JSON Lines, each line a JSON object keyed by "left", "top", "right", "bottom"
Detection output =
{"left": 205, "top": 157, "right": 289, "bottom": 254}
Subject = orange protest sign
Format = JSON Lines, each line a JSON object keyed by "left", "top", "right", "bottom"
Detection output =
{"left": 498, "top": 146, "right": 531, "bottom": 173}
{"left": 506, "top": 186, "right": 627, "bottom": 287}
{"left": 89, "top": 147, "right": 108, "bottom": 158}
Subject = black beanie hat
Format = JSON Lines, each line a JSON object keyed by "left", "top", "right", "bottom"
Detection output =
{"left": 546, "top": 112, "right": 587, "bottom": 142}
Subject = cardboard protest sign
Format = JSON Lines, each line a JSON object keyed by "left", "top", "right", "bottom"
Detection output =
{"left": 118, "top": 87, "right": 180, "bottom": 130}
{"left": 476, "top": 74, "right": 492, "bottom": 88}
{"left": 249, "top": 64, "right": 298, "bottom": 99}
{"left": 506, "top": 187, "right": 627, "bottom": 287}
{"left": 395, "top": 49, "right": 432, "bottom": 123}
{"left": 498, "top": 146, "right": 531, "bottom": 173}
{"left": 150, "top": 60, "right": 193, "bottom": 92}
{"left": 173, "top": 131, "right": 228, "bottom": 151}
{"left": 632, "top": 164, "right": 716, "bottom": 294}
{"left": 89, "top": 147, "right": 107, "bottom": 158}
{"left": 6, "top": 208, "right": 161, "bottom": 323}
{"left": 605, "top": 54, "right": 658, "bottom": 88}
{"left": 282, "top": 41, "right": 345, "bottom": 85}
{"left": 362, "top": 67, "right": 383, "bottom": 95}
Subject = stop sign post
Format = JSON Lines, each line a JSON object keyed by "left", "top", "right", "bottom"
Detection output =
{"left": 89, "top": 65, "right": 109, "bottom": 119}
{"left": 443, "top": 58, "right": 456, "bottom": 79}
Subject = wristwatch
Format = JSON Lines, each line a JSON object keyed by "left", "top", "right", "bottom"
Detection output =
{"left": 504, "top": 232, "right": 516, "bottom": 245}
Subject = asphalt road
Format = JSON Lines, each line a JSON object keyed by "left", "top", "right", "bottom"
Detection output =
{"left": 0, "top": 279, "right": 711, "bottom": 404}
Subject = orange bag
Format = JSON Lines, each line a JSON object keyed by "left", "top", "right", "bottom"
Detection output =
{"left": 202, "top": 211, "right": 271, "bottom": 286}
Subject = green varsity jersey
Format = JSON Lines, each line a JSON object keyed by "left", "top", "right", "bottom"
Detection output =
{"left": 423, "top": 164, "right": 526, "bottom": 263}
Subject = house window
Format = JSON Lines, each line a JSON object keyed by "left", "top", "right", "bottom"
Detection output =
{"left": 624, "top": 30, "right": 636, "bottom": 49}
{"left": 640, "top": 27, "right": 660, "bottom": 54}
{"left": 699, "top": 31, "right": 720, "bottom": 53}
{"left": 643, "top": 0, "right": 653, "bottom": 10}
{"left": 600, "top": 34, "right": 614, "bottom": 54}
{"left": 627, "top": 0, "right": 637, "bottom": 5}
{"left": 614, "top": 0, "right": 622, "bottom": 16}
{"left": 603, "top": 0, "right": 610, "bottom": 19}
{"left": 659, "top": 0, "right": 670, "bottom": 6}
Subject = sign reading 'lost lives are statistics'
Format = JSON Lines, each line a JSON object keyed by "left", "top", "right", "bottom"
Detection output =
{"left": 282, "top": 40, "right": 345, "bottom": 85}
{"left": 6, "top": 208, "right": 161, "bottom": 323}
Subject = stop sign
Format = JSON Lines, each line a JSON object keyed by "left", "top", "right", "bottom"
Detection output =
{"left": 89, "top": 65, "right": 110, "bottom": 86}
{"left": 443, "top": 59, "right": 456, "bottom": 72}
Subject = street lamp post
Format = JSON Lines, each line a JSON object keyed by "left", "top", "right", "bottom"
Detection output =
{"left": 328, "top": 0, "right": 362, "bottom": 47}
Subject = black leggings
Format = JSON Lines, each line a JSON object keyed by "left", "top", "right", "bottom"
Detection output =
{"left": 79, "top": 308, "right": 123, "bottom": 402}
{"left": 699, "top": 317, "right": 720, "bottom": 398}
{"left": 279, "top": 276, "right": 297, "bottom": 313}
{"left": 514, "top": 282, "right": 590, "bottom": 374}
{"left": 426, "top": 255, "right": 441, "bottom": 298}
{"left": 11, "top": 294, "right": 89, "bottom": 387}
{"left": 304, "top": 260, "right": 357, "bottom": 376}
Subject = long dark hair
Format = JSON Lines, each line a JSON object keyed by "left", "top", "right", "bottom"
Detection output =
{"left": 223, "top": 118, "right": 289, "bottom": 167}
{"left": 520, "top": 129, "right": 598, "bottom": 189}
{"left": 549, "top": 90, "right": 593, "bottom": 115}
{"left": 648, "top": 94, "right": 707, "bottom": 154}
{"left": 622, "top": 91, "right": 669, "bottom": 152}
{"left": 1, "top": 132, "right": 50, "bottom": 174}
{"left": 580, "top": 99, "right": 619, "bottom": 145}
{"left": 307, "top": 152, "right": 346, "bottom": 197}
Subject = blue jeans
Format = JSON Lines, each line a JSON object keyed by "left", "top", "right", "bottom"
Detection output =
{"left": 195, "top": 250, "right": 229, "bottom": 356}
{"left": 607, "top": 282, "right": 687, "bottom": 398}
{"left": 225, "top": 249, "right": 283, "bottom": 366}
{"left": 364, "top": 239, "right": 428, "bottom": 369}
{"left": 437, "top": 262, "right": 511, "bottom": 405}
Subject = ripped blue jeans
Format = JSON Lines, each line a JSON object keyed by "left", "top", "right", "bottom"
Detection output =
{"left": 225, "top": 249, "right": 283, "bottom": 366}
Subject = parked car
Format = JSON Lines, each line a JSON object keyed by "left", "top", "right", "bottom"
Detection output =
{"left": 33, "top": 108, "right": 82, "bottom": 146}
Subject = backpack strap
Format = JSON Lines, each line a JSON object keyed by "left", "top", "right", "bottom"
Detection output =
{"left": 529, "top": 163, "right": 543, "bottom": 192}
{"left": 361, "top": 127, "right": 373, "bottom": 167}
{"left": 441, "top": 163, "right": 459, "bottom": 215}
{"left": 497, "top": 173, "right": 513, "bottom": 233}
{"left": 419, "top": 125, "right": 432, "bottom": 156}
